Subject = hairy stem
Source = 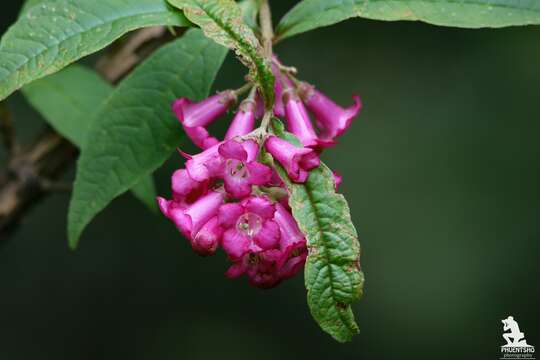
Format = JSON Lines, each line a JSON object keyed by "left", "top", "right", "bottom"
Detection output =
{"left": 259, "top": 0, "right": 274, "bottom": 59}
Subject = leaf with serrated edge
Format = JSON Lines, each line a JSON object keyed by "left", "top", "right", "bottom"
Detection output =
{"left": 0, "top": 0, "right": 190, "bottom": 101}
{"left": 276, "top": 0, "right": 540, "bottom": 41}
{"left": 271, "top": 120, "right": 364, "bottom": 342}
{"left": 167, "top": 0, "right": 274, "bottom": 107}
{"left": 68, "top": 29, "right": 228, "bottom": 248}
{"left": 22, "top": 64, "right": 157, "bottom": 211}
{"left": 282, "top": 163, "right": 364, "bottom": 342}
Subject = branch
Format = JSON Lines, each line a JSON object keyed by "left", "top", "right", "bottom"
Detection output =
{"left": 0, "top": 103, "right": 18, "bottom": 157}
{"left": 0, "top": 26, "right": 171, "bottom": 238}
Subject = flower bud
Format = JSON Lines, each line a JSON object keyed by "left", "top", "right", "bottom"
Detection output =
{"left": 224, "top": 99, "right": 256, "bottom": 140}
{"left": 172, "top": 90, "right": 236, "bottom": 128}
{"left": 297, "top": 82, "right": 361, "bottom": 142}
{"left": 264, "top": 136, "right": 320, "bottom": 183}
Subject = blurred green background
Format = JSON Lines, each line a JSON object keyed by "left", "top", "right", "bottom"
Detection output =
{"left": 1, "top": 1, "right": 539, "bottom": 359}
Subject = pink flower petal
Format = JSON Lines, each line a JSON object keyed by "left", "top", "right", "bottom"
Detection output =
{"left": 222, "top": 228, "right": 251, "bottom": 260}
{"left": 218, "top": 203, "right": 243, "bottom": 228}
{"left": 253, "top": 220, "right": 280, "bottom": 250}
{"left": 218, "top": 140, "right": 247, "bottom": 161}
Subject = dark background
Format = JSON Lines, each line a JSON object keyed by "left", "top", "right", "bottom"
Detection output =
{"left": 1, "top": 1, "right": 539, "bottom": 359}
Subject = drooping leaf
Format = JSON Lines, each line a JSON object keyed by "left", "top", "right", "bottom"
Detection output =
{"left": 22, "top": 64, "right": 157, "bottom": 211}
{"left": 167, "top": 0, "right": 274, "bottom": 107}
{"left": 68, "top": 29, "right": 228, "bottom": 248}
{"left": 0, "top": 0, "right": 190, "bottom": 101}
{"left": 276, "top": 0, "right": 540, "bottom": 41}
{"left": 271, "top": 120, "right": 364, "bottom": 342}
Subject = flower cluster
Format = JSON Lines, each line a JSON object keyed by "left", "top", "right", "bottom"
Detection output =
{"left": 158, "top": 57, "right": 362, "bottom": 288}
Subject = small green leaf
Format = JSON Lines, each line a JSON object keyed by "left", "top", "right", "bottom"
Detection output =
{"left": 278, "top": 161, "right": 364, "bottom": 342}
{"left": 270, "top": 118, "right": 302, "bottom": 147}
{"left": 68, "top": 29, "right": 228, "bottom": 248}
{"left": 167, "top": 0, "right": 274, "bottom": 107}
{"left": 22, "top": 64, "right": 157, "bottom": 211}
{"left": 0, "top": 0, "right": 190, "bottom": 101}
{"left": 276, "top": 0, "right": 540, "bottom": 41}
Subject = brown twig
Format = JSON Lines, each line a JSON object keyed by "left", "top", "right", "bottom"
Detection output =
{"left": 0, "top": 103, "right": 19, "bottom": 156}
{"left": 0, "top": 26, "right": 172, "bottom": 239}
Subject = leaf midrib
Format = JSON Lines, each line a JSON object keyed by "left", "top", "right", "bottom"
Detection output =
{"left": 0, "top": 5, "right": 176, "bottom": 83}
{"left": 302, "top": 174, "right": 356, "bottom": 336}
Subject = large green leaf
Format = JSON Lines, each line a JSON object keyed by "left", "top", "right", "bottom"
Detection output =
{"left": 68, "top": 29, "right": 228, "bottom": 248}
{"left": 22, "top": 64, "right": 157, "bottom": 211}
{"left": 270, "top": 120, "right": 364, "bottom": 342}
{"left": 276, "top": 0, "right": 540, "bottom": 41}
{"left": 22, "top": 64, "right": 111, "bottom": 145}
{"left": 0, "top": 0, "right": 190, "bottom": 101}
{"left": 167, "top": 0, "right": 274, "bottom": 107}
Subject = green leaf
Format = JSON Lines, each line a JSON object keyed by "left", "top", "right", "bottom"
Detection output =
{"left": 22, "top": 64, "right": 157, "bottom": 211}
{"left": 271, "top": 122, "right": 364, "bottom": 342}
{"left": 0, "top": 0, "right": 190, "bottom": 102}
{"left": 270, "top": 118, "right": 302, "bottom": 147}
{"left": 22, "top": 64, "right": 110, "bottom": 145}
{"left": 167, "top": 0, "right": 274, "bottom": 107}
{"left": 276, "top": 0, "right": 540, "bottom": 41}
{"left": 130, "top": 175, "right": 158, "bottom": 211}
{"left": 282, "top": 163, "right": 364, "bottom": 342}
{"left": 68, "top": 29, "right": 228, "bottom": 248}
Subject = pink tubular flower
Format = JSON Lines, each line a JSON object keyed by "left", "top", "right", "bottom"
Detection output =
{"left": 297, "top": 82, "right": 361, "bottom": 142}
{"left": 170, "top": 169, "right": 208, "bottom": 205}
{"left": 158, "top": 191, "right": 224, "bottom": 256}
{"left": 283, "top": 88, "right": 320, "bottom": 148}
{"left": 184, "top": 125, "right": 219, "bottom": 150}
{"left": 264, "top": 136, "right": 320, "bottom": 183}
{"left": 172, "top": 90, "right": 236, "bottom": 128}
{"left": 219, "top": 140, "right": 272, "bottom": 198}
{"left": 222, "top": 200, "right": 308, "bottom": 288}
{"left": 219, "top": 196, "right": 284, "bottom": 288}
{"left": 219, "top": 197, "right": 280, "bottom": 260}
{"left": 272, "top": 64, "right": 291, "bottom": 118}
{"left": 224, "top": 99, "right": 256, "bottom": 140}
{"left": 273, "top": 203, "right": 307, "bottom": 280}
{"left": 185, "top": 142, "right": 225, "bottom": 182}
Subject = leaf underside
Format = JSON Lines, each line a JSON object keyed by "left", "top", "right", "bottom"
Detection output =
{"left": 0, "top": 0, "right": 190, "bottom": 101}
{"left": 167, "top": 0, "right": 274, "bottom": 107}
{"left": 276, "top": 0, "right": 540, "bottom": 41}
{"left": 22, "top": 64, "right": 157, "bottom": 211}
{"left": 68, "top": 29, "right": 228, "bottom": 248}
